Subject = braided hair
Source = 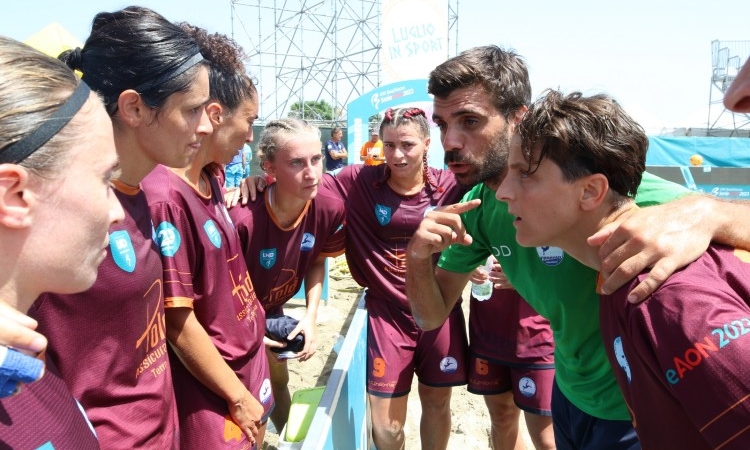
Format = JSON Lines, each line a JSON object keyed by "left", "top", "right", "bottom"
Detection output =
{"left": 375, "top": 107, "right": 443, "bottom": 193}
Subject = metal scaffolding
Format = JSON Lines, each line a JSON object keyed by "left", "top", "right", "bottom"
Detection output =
{"left": 230, "top": 0, "right": 381, "bottom": 124}
{"left": 230, "top": 0, "right": 459, "bottom": 125}
{"left": 707, "top": 40, "right": 750, "bottom": 136}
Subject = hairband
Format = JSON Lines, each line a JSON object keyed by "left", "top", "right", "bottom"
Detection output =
{"left": 0, "top": 81, "right": 91, "bottom": 164}
{"left": 132, "top": 51, "right": 204, "bottom": 93}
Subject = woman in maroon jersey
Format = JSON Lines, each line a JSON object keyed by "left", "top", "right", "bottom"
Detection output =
{"left": 0, "top": 36, "right": 124, "bottom": 449}
{"left": 29, "top": 7, "right": 212, "bottom": 449}
{"left": 229, "top": 118, "right": 346, "bottom": 434}
{"left": 320, "top": 107, "right": 469, "bottom": 450}
{"left": 141, "top": 24, "right": 272, "bottom": 449}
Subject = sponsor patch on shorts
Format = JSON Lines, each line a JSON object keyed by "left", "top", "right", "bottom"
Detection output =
{"left": 519, "top": 377, "right": 537, "bottom": 397}
{"left": 440, "top": 356, "right": 458, "bottom": 373}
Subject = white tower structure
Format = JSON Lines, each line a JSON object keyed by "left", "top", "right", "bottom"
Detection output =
{"left": 230, "top": 0, "right": 459, "bottom": 125}
{"left": 707, "top": 40, "right": 750, "bottom": 136}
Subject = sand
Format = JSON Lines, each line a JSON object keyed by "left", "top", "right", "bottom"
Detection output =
{"left": 261, "top": 254, "right": 533, "bottom": 449}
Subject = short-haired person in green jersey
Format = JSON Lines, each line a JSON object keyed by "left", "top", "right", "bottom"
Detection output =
{"left": 497, "top": 89, "right": 750, "bottom": 449}
{"left": 405, "top": 45, "right": 750, "bottom": 450}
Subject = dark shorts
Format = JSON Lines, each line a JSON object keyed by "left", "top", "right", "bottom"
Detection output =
{"left": 552, "top": 379, "right": 640, "bottom": 450}
{"left": 469, "top": 288, "right": 555, "bottom": 365}
{"left": 467, "top": 355, "right": 554, "bottom": 415}
{"left": 366, "top": 299, "right": 468, "bottom": 397}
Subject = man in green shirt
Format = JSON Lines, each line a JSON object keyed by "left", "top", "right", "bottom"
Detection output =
{"left": 406, "top": 45, "right": 750, "bottom": 449}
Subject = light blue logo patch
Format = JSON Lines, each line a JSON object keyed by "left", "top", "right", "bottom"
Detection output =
{"left": 260, "top": 378, "right": 273, "bottom": 404}
{"left": 536, "top": 246, "right": 564, "bottom": 266}
{"left": 155, "top": 222, "right": 181, "bottom": 257}
{"left": 375, "top": 203, "right": 391, "bottom": 226}
{"left": 299, "top": 233, "right": 315, "bottom": 252}
{"left": 614, "top": 336, "right": 632, "bottom": 383}
{"left": 519, "top": 377, "right": 537, "bottom": 398}
{"left": 110, "top": 230, "right": 136, "bottom": 273}
{"left": 439, "top": 356, "right": 458, "bottom": 373}
{"left": 260, "top": 248, "right": 277, "bottom": 269}
{"left": 301, "top": 233, "right": 315, "bottom": 251}
{"left": 423, "top": 205, "right": 436, "bottom": 217}
{"left": 203, "top": 220, "right": 222, "bottom": 249}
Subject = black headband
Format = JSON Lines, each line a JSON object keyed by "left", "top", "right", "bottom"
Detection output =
{"left": 0, "top": 81, "right": 91, "bottom": 164}
{"left": 132, "top": 51, "right": 204, "bottom": 93}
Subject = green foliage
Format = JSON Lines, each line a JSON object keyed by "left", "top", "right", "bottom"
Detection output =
{"left": 289, "top": 100, "right": 335, "bottom": 120}
{"left": 368, "top": 113, "right": 382, "bottom": 126}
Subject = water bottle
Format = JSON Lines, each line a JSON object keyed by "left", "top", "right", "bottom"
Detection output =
{"left": 471, "top": 257, "right": 494, "bottom": 301}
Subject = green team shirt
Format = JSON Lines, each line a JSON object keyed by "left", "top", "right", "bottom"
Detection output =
{"left": 438, "top": 172, "right": 689, "bottom": 420}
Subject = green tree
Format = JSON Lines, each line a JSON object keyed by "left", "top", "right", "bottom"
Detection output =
{"left": 289, "top": 100, "right": 335, "bottom": 120}
{"left": 368, "top": 113, "right": 382, "bottom": 128}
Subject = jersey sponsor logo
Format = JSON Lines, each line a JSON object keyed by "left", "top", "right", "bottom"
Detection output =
{"left": 491, "top": 245, "right": 512, "bottom": 257}
{"left": 375, "top": 203, "right": 391, "bottom": 226}
{"left": 536, "top": 246, "right": 564, "bottom": 266}
{"left": 613, "top": 336, "right": 632, "bottom": 383}
{"left": 110, "top": 230, "right": 136, "bottom": 273}
{"left": 301, "top": 233, "right": 315, "bottom": 251}
{"left": 203, "top": 219, "right": 222, "bottom": 249}
{"left": 36, "top": 443, "right": 55, "bottom": 450}
{"left": 135, "top": 288, "right": 168, "bottom": 379}
{"left": 260, "top": 248, "right": 277, "bottom": 269}
{"left": 519, "top": 377, "right": 537, "bottom": 397}
{"left": 155, "top": 222, "right": 181, "bottom": 257}
{"left": 440, "top": 356, "right": 458, "bottom": 373}
{"left": 665, "top": 316, "right": 750, "bottom": 385}
{"left": 260, "top": 378, "right": 273, "bottom": 404}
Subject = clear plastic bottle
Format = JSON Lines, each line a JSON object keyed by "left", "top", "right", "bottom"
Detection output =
{"left": 471, "top": 257, "right": 494, "bottom": 301}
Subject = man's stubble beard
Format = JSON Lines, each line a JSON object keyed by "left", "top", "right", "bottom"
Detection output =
{"left": 450, "top": 130, "right": 510, "bottom": 189}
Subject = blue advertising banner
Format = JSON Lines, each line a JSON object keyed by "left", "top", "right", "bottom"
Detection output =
{"left": 347, "top": 79, "right": 445, "bottom": 169}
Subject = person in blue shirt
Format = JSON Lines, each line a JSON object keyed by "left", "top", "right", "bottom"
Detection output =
{"left": 324, "top": 127, "right": 347, "bottom": 174}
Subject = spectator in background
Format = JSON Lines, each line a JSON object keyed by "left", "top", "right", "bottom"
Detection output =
{"left": 225, "top": 148, "right": 246, "bottom": 188}
{"left": 324, "top": 126, "right": 347, "bottom": 174}
{"left": 360, "top": 128, "right": 384, "bottom": 166}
